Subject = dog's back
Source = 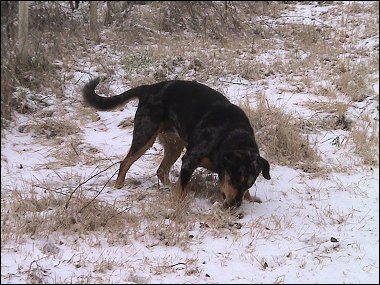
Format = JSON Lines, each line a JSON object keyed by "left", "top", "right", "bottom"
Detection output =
{"left": 156, "top": 81, "right": 231, "bottom": 140}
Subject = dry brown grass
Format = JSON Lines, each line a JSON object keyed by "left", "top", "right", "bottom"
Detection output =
{"left": 315, "top": 84, "right": 338, "bottom": 99}
{"left": 1, "top": 2, "right": 87, "bottom": 126}
{"left": 1, "top": 63, "right": 16, "bottom": 126}
{"left": 1, "top": 2, "right": 378, "bottom": 283}
{"left": 37, "top": 139, "right": 104, "bottom": 170}
{"left": 350, "top": 121, "right": 379, "bottom": 166}
{"left": 1, "top": 185, "right": 129, "bottom": 245}
{"left": 301, "top": 100, "right": 352, "bottom": 131}
{"left": 118, "top": 36, "right": 269, "bottom": 86}
{"left": 1, "top": 169, "right": 245, "bottom": 252}
{"left": 240, "top": 92, "right": 322, "bottom": 173}
{"left": 333, "top": 60, "right": 375, "bottom": 102}
{"left": 18, "top": 117, "right": 82, "bottom": 143}
{"left": 125, "top": 169, "right": 246, "bottom": 249}
{"left": 341, "top": 0, "right": 379, "bottom": 38}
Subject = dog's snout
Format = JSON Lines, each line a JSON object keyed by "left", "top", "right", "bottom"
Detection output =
{"left": 221, "top": 174, "right": 245, "bottom": 208}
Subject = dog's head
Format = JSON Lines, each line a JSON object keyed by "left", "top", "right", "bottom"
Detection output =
{"left": 220, "top": 149, "right": 270, "bottom": 208}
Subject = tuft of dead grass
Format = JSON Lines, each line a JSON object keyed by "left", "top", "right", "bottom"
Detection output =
{"left": 18, "top": 117, "right": 81, "bottom": 140}
{"left": 332, "top": 56, "right": 376, "bottom": 103}
{"left": 131, "top": 171, "right": 222, "bottom": 249}
{"left": 1, "top": 186, "right": 130, "bottom": 245}
{"left": 301, "top": 100, "right": 352, "bottom": 131}
{"left": 1, "top": 166, "right": 246, "bottom": 252}
{"left": 240, "top": 92, "right": 322, "bottom": 173}
{"left": 350, "top": 121, "right": 379, "bottom": 166}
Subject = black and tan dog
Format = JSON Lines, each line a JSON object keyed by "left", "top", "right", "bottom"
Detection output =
{"left": 83, "top": 78, "right": 270, "bottom": 207}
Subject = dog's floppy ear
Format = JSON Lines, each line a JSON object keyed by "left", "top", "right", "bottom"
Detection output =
{"left": 260, "top": 157, "right": 271, "bottom": 180}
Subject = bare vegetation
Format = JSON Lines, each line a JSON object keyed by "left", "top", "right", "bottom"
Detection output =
{"left": 241, "top": 92, "right": 322, "bottom": 173}
{"left": 1, "top": 187, "right": 127, "bottom": 244}
{"left": 334, "top": 60, "right": 376, "bottom": 102}
{"left": 1, "top": 1, "right": 379, "bottom": 283}
{"left": 350, "top": 120, "right": 379, "bottom": 165}
{"left": 1, "top": 171, "right": 241, "bottom": 252}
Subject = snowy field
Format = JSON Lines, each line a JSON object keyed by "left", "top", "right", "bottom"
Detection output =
{"left": 1, "top": 1, "right": 378, "bottom": 284}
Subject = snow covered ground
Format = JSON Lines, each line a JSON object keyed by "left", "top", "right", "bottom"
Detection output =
{"left": 1, "top": 1, "right": 378, "bottom": 284}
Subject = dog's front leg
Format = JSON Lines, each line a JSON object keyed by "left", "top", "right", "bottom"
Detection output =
{"left": 173, "top": 134, "right": 216, "bottom": 199}
{"left": 173, "top": 167, "right": 194, "bottom": 200}
{"left": 173, "top": 150, "right": 205, "bottom": 199}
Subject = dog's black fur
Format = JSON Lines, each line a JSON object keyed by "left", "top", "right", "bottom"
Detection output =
{"left": 83, "top": 78, "right": 270, "bottom": 207}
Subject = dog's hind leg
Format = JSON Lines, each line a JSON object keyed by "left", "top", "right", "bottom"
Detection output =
{"left": 115, "top": 107, "right": 163, "bottom": 188}
{"left": 157, "top": 132, "right": 185, "bottom": 186}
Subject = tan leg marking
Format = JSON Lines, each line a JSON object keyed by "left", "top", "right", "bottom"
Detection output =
{"left": 115, "top": 132, "right": 159, "bottom": 189}
{"left": 244, "top": 190, "right": 254, "bottom": 202}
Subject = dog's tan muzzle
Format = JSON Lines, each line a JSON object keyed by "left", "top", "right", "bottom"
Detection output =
{"left": 221, "top": 175, "right": 242, "bottom": 208}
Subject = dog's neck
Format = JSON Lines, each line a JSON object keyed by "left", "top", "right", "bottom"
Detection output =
{"left": 220, "top": 129, "right": 258, "bottom": 152}
{"left": 211, "top": 129, "right": 259, "bottom": 174}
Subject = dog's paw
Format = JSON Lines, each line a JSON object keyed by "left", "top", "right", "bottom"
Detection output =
{"left": 244, "top": 191, "right": 262, "bottom": 203}
{"left": 252, "top": 196, "right": 262, "bottom": 203}
{"left": 114, "top": 181, "right": 124, "bottom": 189}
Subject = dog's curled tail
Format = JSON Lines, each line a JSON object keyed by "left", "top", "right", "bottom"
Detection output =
{"left": 82, "top": 77, "right": 147, "bottom": 111}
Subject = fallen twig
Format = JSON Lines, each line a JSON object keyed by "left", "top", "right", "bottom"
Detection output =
{"left": 64, "top": 161, "right": 120, "bottom": 209}
{"left": 78, "top": 168, "right": 118, "bottom": 213}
